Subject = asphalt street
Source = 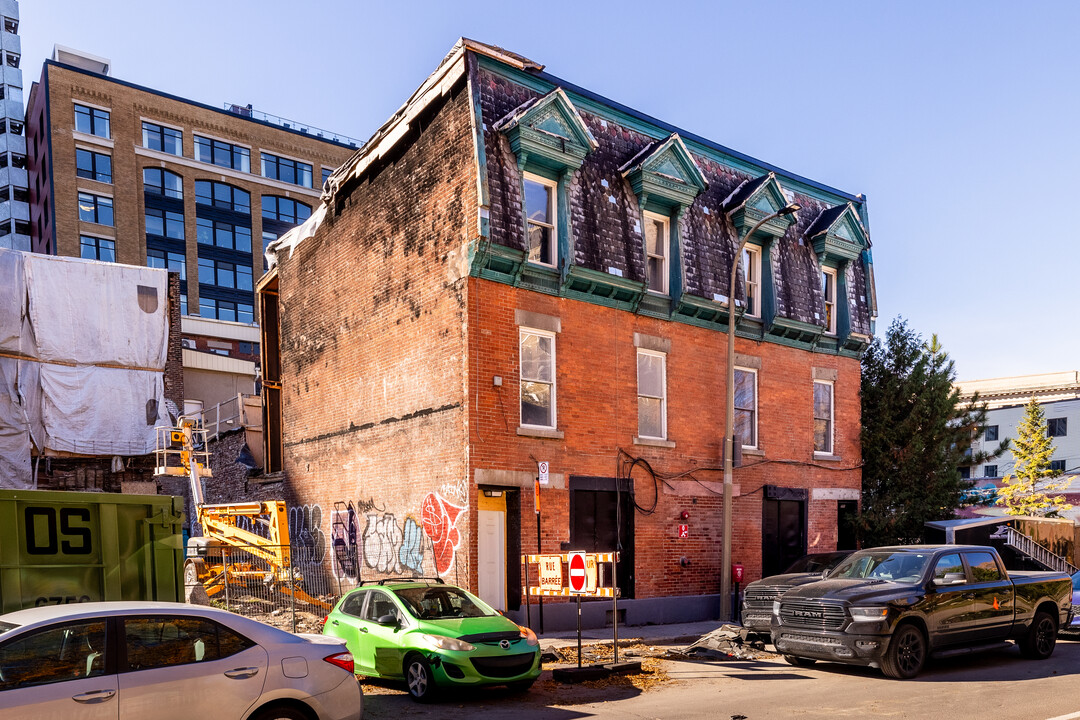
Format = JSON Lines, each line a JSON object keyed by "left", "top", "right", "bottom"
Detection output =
{"left": 359, "top": 637, "right": 1080, "bottom": 720}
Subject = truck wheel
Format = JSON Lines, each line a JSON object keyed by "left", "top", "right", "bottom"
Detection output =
{"left": 1019, "top": 610, "right": 1058, "bottom": 659}
{"left": 784, "top": 655, "right": 817, "bottom": 667}
{"left": 881, "top": 622, "right": 926, "bottom": 679}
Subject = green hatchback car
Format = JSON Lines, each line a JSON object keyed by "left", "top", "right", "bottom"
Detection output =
{"left": 323, "top": 579, "right": 541, "bottom": 701}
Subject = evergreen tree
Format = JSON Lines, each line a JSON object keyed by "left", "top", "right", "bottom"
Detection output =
{"left": 996, "top": 397, "right": 1073, "bottom": 517}
{"left": 859, "top": 318, "right": 1006, "bottom": 546}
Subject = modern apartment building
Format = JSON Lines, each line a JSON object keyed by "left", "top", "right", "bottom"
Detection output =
{"left": 0, "top": 0, "right": 28, "bottom": 251}
{"left": 24, "top": 47, "right": 358, "bottom": 413}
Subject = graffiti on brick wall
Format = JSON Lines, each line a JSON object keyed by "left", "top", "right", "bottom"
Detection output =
{"left": 326, "top": 489, "right": 467, "bottom": 580}
{"left": 400, "top": 516, "right": 425, "bottom": 574}
{"left": 331, "top": 502, "right": 360, "bottom": 580}
{"left": 290, "top": 504, "right": 327, "bottom": 564}
{"left": 363, "top": 512, "right": 404, "bottom": 574}
{"left": 421, "top": 492, "right": 465, "bottom": 576}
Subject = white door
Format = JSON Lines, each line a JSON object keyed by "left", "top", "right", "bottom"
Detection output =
{"left": 477, "top": 509, "right": 506, "bottom": 611}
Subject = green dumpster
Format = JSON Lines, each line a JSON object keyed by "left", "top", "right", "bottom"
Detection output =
{"left": 0, "top": 489, "right": 185, "bottom": 613}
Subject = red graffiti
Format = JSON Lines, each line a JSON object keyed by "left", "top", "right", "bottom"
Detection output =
{"left": 421, "top": 492, "right": 465, "bottom": 575}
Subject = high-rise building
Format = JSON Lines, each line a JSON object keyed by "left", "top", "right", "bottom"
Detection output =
{"left": 0, "top": 0, "right": 29, "bottom": 250}
{"left": 25, "top": 47, "right": 359, "bottom": 414}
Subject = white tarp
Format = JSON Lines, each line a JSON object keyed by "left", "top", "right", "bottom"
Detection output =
{"left": 40, "top": 365, "right": 169, "bottom": 455}
{"left": 0, "top": 249, "right": 170, "bottom": 488}
{"left": 24, "top": 253, "right": 168, "bottom": 369}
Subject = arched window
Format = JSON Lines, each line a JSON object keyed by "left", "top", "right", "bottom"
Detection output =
{"left": 195, "top": 180, "right": 250, "bottom": 214}
{"left": 261, "top": 196, "right": 311, "bottom": 224}
{"left": 143, "top": 167, "right": 183, "bottom": 199}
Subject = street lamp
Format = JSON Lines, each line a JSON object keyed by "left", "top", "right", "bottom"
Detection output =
{"left": 720, "top": 201, "right": 800, "bottom": 622}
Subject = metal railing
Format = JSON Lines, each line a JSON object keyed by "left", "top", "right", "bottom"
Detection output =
{"left": 223, "top": 103, "right": 362, "bottom": 148}
{"left": 190, "top": 394, "right": 261, "bottom": 444}
{"left": 185, "top": 543, "right": 342, "bottom": 634}
{"left": 994, "top": 525, "right": 1080, "bottom": 575}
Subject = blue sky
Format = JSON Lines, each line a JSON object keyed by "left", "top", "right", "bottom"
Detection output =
{"left": 24, "top": 1, "right": 1080, "bottom": 381}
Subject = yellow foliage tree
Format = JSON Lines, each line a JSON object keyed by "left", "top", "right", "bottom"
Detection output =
{"left": 996, "top": 397, "right": 1072, "bottom": 517}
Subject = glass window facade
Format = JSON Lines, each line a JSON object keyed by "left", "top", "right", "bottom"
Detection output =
{"left": 142, "top": 121, "right": 182, "bottom": 155}
{"left": 197, "top": 218, "right": 251, "bottom": 252}
{"left": 76, "top": 149, "right": 111, "bottom": 183}
{"left": 198, "top": 298, "right": 254, "bottom": 324}
{"left": 80, "top": 235, "right": 115, "bottom": 262}
{"left": 196, "top": 180, "right": 250, "bottom": 213}
{"left": 143, "top": 168, "right": 183, "bottom": 199}
{"left": 147, "top": 248, "right": 187, "bottom": 280}
{"left": 198, "top": 258, "right": 252, "bottom": 291}
{"left": 78, "top": 192, "right": 113, "bottom": 226}
{"left": 262, "top": 196, "right": 311, "bottom": 224}
{"left": 146, "top": 208, "right": 185, "bottom": 239}
{"left": 260, "top": 152, "right": 312, "bottom": 187}
{"left": 74, "top": 104, "right": 110, "bottom": 138}
{"left": 194, "top": 136, "right": 250, "bottom": 172}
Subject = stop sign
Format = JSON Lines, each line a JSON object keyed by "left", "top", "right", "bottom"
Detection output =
{"left": 568, "top": 552, "right": 587, "bottom": 594}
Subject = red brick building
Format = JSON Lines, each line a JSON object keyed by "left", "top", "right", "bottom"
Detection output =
{"left": 260, "top": 40, "right": 876, "bottom": 628}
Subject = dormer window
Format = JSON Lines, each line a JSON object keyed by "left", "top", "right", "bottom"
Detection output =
{"left": 644, "top": 211, "right": 669, "bottom": 294}
{"left": 495, "top": 88, "right": 598, "bottom": 274}
{"left": 524, "top": 173, "right": 556, "bottom": 267}
{"left": 743, "top": 246, "right": 761, "bottom": 318}
{"left": 822, "top": 267, "right": 837, "bottom": 335}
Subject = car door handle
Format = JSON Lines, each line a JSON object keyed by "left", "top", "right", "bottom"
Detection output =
{"left": 331, "top": 620, "right": 339, "bottom": 626}
{"left": 224, "top": 667, "right": 260, "bottom": 679}
{"left": 72, "top": 689, "right": 116, "bottom": 704}
{"left": 359, "top": 627, "right": 369, "bottom": 633}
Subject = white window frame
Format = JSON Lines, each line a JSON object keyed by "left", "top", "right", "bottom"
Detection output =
{"left": 734, "top": 366, "right": 758, "bottom": 449}
{"left": 822, "top": 267, "right": 837, "bottom": 335}
{"left": 523, "top": 172, "right": 557, "bottom": 268}
{"left": 519, "top": 328, "right": 557, "bottom": 430}
{"left": 636, "top": 349, "right": 667, "bottom": 440}
{"left": 643, "top": 210, "right": 669, "bottom": 295}
{"left": 813, "top": 379, "right": 835, "bottom": 456}
{"left": 743, "top": 246, "right": 761, "bottom": 319}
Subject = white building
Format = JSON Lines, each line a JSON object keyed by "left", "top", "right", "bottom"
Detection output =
{"left": 956, "top": 371, "right": 1080, "bottom": 480}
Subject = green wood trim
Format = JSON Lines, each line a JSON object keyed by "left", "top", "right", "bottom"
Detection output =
{"left": 767, "top": 315, "right": 824, "bottom": 348}
{"left": 470, "top": 241, "right": 865, "bottom": 357}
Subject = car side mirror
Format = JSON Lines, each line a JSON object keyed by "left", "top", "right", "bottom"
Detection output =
{"left": 377, "top": 613, "right": 399, "bottom": 627}
{"left": 821, "top": 569, "right": 830, "bottom": 580}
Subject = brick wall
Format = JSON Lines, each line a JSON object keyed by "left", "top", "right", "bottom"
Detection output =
{"left": 269, "top": 77, "right": 478, "bottom": 588}
{"left": 468, "top": 277, "right": 862, "bottom": 598}
{"left": 164, "top": 271, "right": 184, "bottom": 410}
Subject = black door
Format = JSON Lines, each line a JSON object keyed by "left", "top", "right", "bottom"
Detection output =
{"left": 569, "top": 477, "right": 634, "bottom": 598}
{"left": 837, "top": 501, "right": 858, "bottom": 550}
{"left": 762, "top": 487, "right": 807, "bottom": 577}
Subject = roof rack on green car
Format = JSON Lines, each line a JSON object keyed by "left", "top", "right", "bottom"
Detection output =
{"left": 358, "top": 577, "right": 445, "bottom": 586}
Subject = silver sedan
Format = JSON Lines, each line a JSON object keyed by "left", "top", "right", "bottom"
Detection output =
{"left": 0, "top": 601, "right": 362, "bottom": 720}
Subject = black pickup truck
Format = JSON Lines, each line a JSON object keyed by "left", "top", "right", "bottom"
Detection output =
{"left": 770, "top": 545, "right": 1073, "bottom": 678}
{"left": 741, "top": 551, "right": 853, "bottom": 636}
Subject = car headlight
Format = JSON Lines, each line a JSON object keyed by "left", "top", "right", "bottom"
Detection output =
{"left": 849, "top": 606, "right": 889, "bottom": 622}
{"left": 519, "top": 625, "right": 539, "bottom": 647}
{"left": 420, "top": 634, "right": 475, "bottom": 652}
